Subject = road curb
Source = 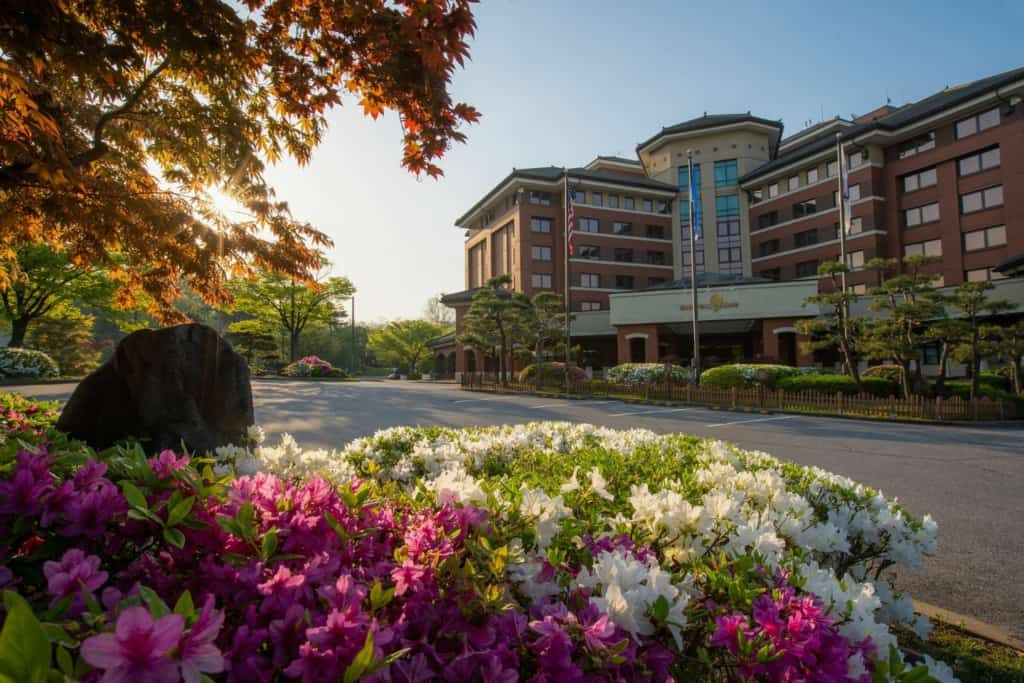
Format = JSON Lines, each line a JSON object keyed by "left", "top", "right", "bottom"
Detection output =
{"left": 914, "top": 600, "right": 1024, "bottom": 651}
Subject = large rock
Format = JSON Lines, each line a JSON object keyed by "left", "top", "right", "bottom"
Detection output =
{"left": 57, "top": 324, "right": 254, "bottom": 452}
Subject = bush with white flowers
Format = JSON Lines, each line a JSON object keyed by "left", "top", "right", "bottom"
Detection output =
{"left": 0, "top": 346, "right": 60, "bottom": 379}
{"left": 606, "top": 362, "right": 690, "bottom": 384}
{"left": 210, "top": 421, "right": 956, "bottom": 682}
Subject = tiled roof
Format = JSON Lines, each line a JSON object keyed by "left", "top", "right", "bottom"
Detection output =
{"left": 638, "top": 272, "right": 774, "bottom": 291}
{"left": 637, "top": 113, "right": 783, "bottom": 152}
{"left": 455, "top": 166, "right": 676, "bottom": 227}
{"left": 742, "top": 65, "right": 1024, "bottom": 184}
{"left": 425, "top": 331, "right": 457, "bottom": 348}
{"left": 592, "top": 155, "right": 641, "bottom": 166}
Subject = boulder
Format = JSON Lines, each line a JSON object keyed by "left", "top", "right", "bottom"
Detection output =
{"left": 57, "top": 324, "right": 254, "bottom": 452}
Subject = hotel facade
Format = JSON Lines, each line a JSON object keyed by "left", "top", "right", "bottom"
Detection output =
{"left": 431, "top": 66, "right": 1024, "bottom": 379}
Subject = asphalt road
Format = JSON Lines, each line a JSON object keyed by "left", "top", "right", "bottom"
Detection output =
{"left": 8, "top": 379, "right": 1024, "bottom": 637}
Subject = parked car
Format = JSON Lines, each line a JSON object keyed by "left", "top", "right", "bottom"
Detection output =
{"left": 386, "top": 371, "right": 401, "bottom": 380}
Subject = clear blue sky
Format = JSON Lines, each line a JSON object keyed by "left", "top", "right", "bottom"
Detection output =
{"left": 263, "top": 0, "right": 1022, "bottom": 322}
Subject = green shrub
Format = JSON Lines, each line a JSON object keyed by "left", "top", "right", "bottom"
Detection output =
{"left": 700, "top": 363, "right": 804, "bottom": 390}
{"left": 943, "top": 381, "right": 1012, "bottom": 401}
{"left": 978, "top": 370, "right": 1010, "bottom": 391}
{"left": 606, "top": 362, "right": 690, "bottom": 384}
{"left": 0, "top": 347, "right": 60, "bottom": 379}
{"left": 777, "top": 373, "right": 898, "bottom": 397}
{"left": 519, "top": 362, "right": 586, "bottom": 384}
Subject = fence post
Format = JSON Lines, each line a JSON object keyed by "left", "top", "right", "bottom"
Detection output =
{"left": 730, "top": 387, "right": 738, "bottom": 410}
{"left": 933, "top": 396, "right": 941, "bottom": 420}
{"left": 888, "top": 395, "right": 896, "bottom": 419}
{"left": 836, "top": 391, "right": 843, "bottom": 416}
{"left": 758, "top": 385, "right": 765, "bottom": 413}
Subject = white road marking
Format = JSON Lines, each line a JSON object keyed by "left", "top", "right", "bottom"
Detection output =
{"left": 607, "top": 407, "right": 696, "bottom": 417}
{"left": 453, "top": 396, "right": 507, "bottom": 404}
{"left": 706, "top": 415, "right": 798, "bottom": 428}
{"left": 530, "top": 403, "right": 566, "bottom": 409}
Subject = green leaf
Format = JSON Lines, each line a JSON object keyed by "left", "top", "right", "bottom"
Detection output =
{"left": 260, "top": 529, "right": 279, "bottom": 562}
{"left": 167, "top": 496, "right": 195, "bottom": 527}
{"left": 173, "top": 591, "right": 195, "bottom": 618}
{"left": 137, "top": 586, "right": 170, "bottom": 618}
{"left": 120, "top": 481, "right": 149, "bottom": 510}
{"left": 55, "top": 646, "right": 72, "bottom": 677}
{"left": 40, "top": 624, "right": 76, "bottom": 648}
{"left": 651, "top": 595, "right": 669, "bottom": 622}
{"left": 0, "top": 591, "right": 51, "bottom": 683}
{"left": 163, "top": 527, "right": 186, "bottom": 549}
{"left": 342, "top": 629, "right": 375, "bottom": 683}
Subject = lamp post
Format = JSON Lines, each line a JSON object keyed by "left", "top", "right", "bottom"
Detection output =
{"left": 349, "top": 295, "right": 356, "bottom": 375}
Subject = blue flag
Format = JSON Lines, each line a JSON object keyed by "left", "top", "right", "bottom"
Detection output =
{"left": 689, "top": 163, "right": 702, "bottom": 240}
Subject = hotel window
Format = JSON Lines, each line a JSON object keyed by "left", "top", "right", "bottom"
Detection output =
{"left": 678, "top": 164, "right": 701, "bottom": 192}
{"left": 531, "top": 273, "right": 552, "bottom": 289}
{"left": 647, "top": 277, "right": 667, "bottom": 287}
{"left": 826, "top": 160, "right": 838, "bottom": 177}
{"left": 795, "top": 259, "right": 819, "bottom": 278}
{"left": 716, "top": 194, "right": 742, "bottom": 275}
{"left": 845, "top": 250, "right": 865, "bottom": 268}
{"left": 759, "top": 268, "right": 781, "bottom": 281}
{"left": 757, "top": 211, "right": 779, "bottom": 230}
{"left": 965, "top": 267, "right": 1007, "bottom": 282}
{"left": 849, "top": 184, "right": 861, "bottom": 201}
{"left": 922, "top": 343, "right": 941, "bottom": 365}
{"left": 615, "top": 275, "right": 635, "bottom": 289}
{"left": 579, "top": 301, "right": 602, "bottom": 312}
{"left": 655, "top": 200, "right": 670, "bottom": 214}
{"left": 897, "top": 132, "right": 936, "bottom": 159}
{"left": 750, "top": 188, "right": 764, "bottom": 204}
{"left": 577, "top": 245, "right": 600, "bottom": 259}
{"left": 578, "top": 217, "right": 600, "bottom": 233}
{"left": 714, "top": 159, "right": 738, "bottom": 187}
{"left": 964, "top": 225, "right": 1006, "bottom": 251}
{"left": 852, "top": 284, "right": 868, "bottom": 294}
{"left": 958, "top": 147, "right": 1000, "bottom": 176}
{"left": 572, "top": 190, "right": 586, "bottom": 203}
{"left": 530, "top": 217, "right": 552, "bottom": 233}
{"left": 960, "top": 186, "right": 1003, "bottom": 213}
{"left": 642, "top": 198, "right": 653, "bottom": 212}
{"left": 792, "top": 199, "right": 817, "bottom": 218}
{"left": 807, "top": 167, "right": 819, "bottom": 184}
{"left": 904, "top": 239, "right": 942, "bottom": 257}
{"left": 608, "top": 194, "right": 619, "bottom": 209}
{"left": 788, "top": 175, "right": 799, "bottom": 191}
{"left": 580, "top": 273, "right": 600, "bottom": 288}
{"left": 849, "top": 216, "right": 863, "bottom": 234}
{"left": 592, "top": 192, "right": 603, "bottom": 207}
{"left": 768, "top": 183, "right": 779, "bottom": 198}
{"left": 904, "top": 202, "right": 940, "bottom": 227}
{"left": 759, "top": 239, "right": 780, "bottom": 257}
{"left": 529, "top": 191, "right": 552, "bottom": 206}
{"left": 716, "top": 194, "right": 739, "bottom": 216}
{"left": 614, "top": 248, "right": 634, "bottom": 262}
{"left": 646, "top": 250, "right": 666, "bottom": 265}
{"left": 955, "top": 107, "right": 1000, "bottom": 139}
{"left": 681, "top": 237, "right": 705, "bottom": 273}
{"left": 679, "top": 199, "right": 691, "bottom": 225}
{"left": 612, "top": 221, "right": 633, "bottom": 235}
{"left": 902, "top": 167, "right": 937, "bottom": 192}
{"left": 848, "top": 151, "right": 865, "bottom": 168}
{"left": 645, "top": 224, "right": 666, "bottom": 239}
{"left": 794, "top": 228, "right": 818, "bottom": 247}
{"left": 624, "top": 196, "right": 635, "bottom": 210}
{"left": 531, "top": 245, "right": 552, "bottom": 261}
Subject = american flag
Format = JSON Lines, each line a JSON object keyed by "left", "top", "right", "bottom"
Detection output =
{"left": 566, "top": 187, "right": 575, "bottom": 256}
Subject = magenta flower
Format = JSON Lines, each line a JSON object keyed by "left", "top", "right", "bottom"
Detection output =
{"left": 178, "top": 596, "right": 226, "bottom": 683}
{"left": 0, "top": 451, "right": 53, "bottom": 516}
{"left": 60, "top": 479, "right": 125, "bottom": 538}
{"left": 81, "top": 606, "right": 185, "bottom": 683}
{"left": 391, "top": 559, "right": 427, "bottom": 596}
{"left": 149, "top": 450, "right": 191, "bottom": 478}
{"left": 42, "top": 548, "right": 108, "bottom": 612}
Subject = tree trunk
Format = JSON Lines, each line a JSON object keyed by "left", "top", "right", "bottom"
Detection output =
{"left": 289, "top": 330, "right": 300, "bottom": 363}
{"left": 899, "top": 359, "right": 912, "bottom": 399}
{"left": 970, "top": 322, "right": 980, "bottom": 400}
{"left": 934, "top": 344, "right": 950, "bottom": 395}
{"left": 1012, "top": 355, "right": 1022, "bottom": 396}
{"left": 7, "top": 317, "right": 29, "bottom": 348}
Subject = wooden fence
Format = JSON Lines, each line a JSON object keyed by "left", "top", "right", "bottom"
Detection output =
{"left": 459, "top": 374, "right": 1021, "bottom": 422}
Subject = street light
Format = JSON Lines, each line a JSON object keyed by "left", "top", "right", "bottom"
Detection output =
{"left": 349, "top": 295, "right": 356, "bottom": 376}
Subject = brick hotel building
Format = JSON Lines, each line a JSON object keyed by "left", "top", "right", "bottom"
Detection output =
{"left": 429, "top": 66, "right": 1024, "bottom": 379}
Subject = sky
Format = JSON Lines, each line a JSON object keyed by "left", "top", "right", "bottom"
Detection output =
{"left": 261, "top": 0, "right": 1023, "bottom": 323}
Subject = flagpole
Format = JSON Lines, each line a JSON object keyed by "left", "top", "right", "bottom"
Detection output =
{"left": 563, "top": 170, "right": 571, "bottom": 391}
{"left": 835, "top": 133, "right": 848, "bottom": 293}
{"left": 687, "top": 150, "right": 701, "bottom": 385}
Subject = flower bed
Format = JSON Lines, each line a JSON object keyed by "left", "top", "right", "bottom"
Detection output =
{"left": 699, "top": 363, "right": 812, "bottom": 390}
{"left": 606, "top": 363, "right": 690, "bottom": 385}
{"left": 279, "top": 355, "right": 349, "bottom": 378}
{"left": 0, "top": 347, "right": 60, "bottom": 379}
{"left": 0, "top": 394, "right": 959, "bottom": 681}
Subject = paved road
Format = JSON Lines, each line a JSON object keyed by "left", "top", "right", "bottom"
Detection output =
{"left": 8, "top": 380, "right": 1024, "bottom": 636}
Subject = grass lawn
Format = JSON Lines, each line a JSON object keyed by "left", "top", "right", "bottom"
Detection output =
{"left": 897, "top": 622, "right": 1024, "bottom": 683}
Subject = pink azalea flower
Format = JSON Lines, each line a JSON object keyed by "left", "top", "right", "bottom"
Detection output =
{"left": 81, "top": 606, "right": 185, "bottom": 683}
{"left": 149, "top": 450, "right": 191, "bottom": 478}
{"left": 178, "top": 596, "right": 226, "bottom": 683}
{"left": 42, "top": 548, "right": 108, "bottom": 612}
{"left": 391, "top": 559, "right": 427, "bottom": 596}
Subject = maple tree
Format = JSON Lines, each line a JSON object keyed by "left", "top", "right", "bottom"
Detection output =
{"left": 0, "top": 0, "right": 479, "bottom": 316}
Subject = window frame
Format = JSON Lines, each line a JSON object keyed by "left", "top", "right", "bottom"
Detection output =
{"left": 530, "top": 273, "right": 552, "bottom": 289}
{"left": 963, "top": 225, "right": 1006, "bottom": 252}
{"left": 530, "top": 217, "right": 552, "bottom": 233}
{"left": 531, "top": 245, "right": 552, "bottom": 261}
{"left": 960, "top": 185, "right": 1004, "bottom": 214}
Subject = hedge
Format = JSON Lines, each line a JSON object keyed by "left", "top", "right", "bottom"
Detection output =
{"left": 0, "top": 347, "right": 60, "bottom": 379}
{"left": 776, "top": 373, "right": 898, "bottom": 397}
{"left": 699, "top": 364, "right": 806, "bottom": 390}
{"left": 518, "top": 361, "right": 587, "bottom": 384}
{"left": 606, "top": 363, "right": 690, "bottom": 384}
